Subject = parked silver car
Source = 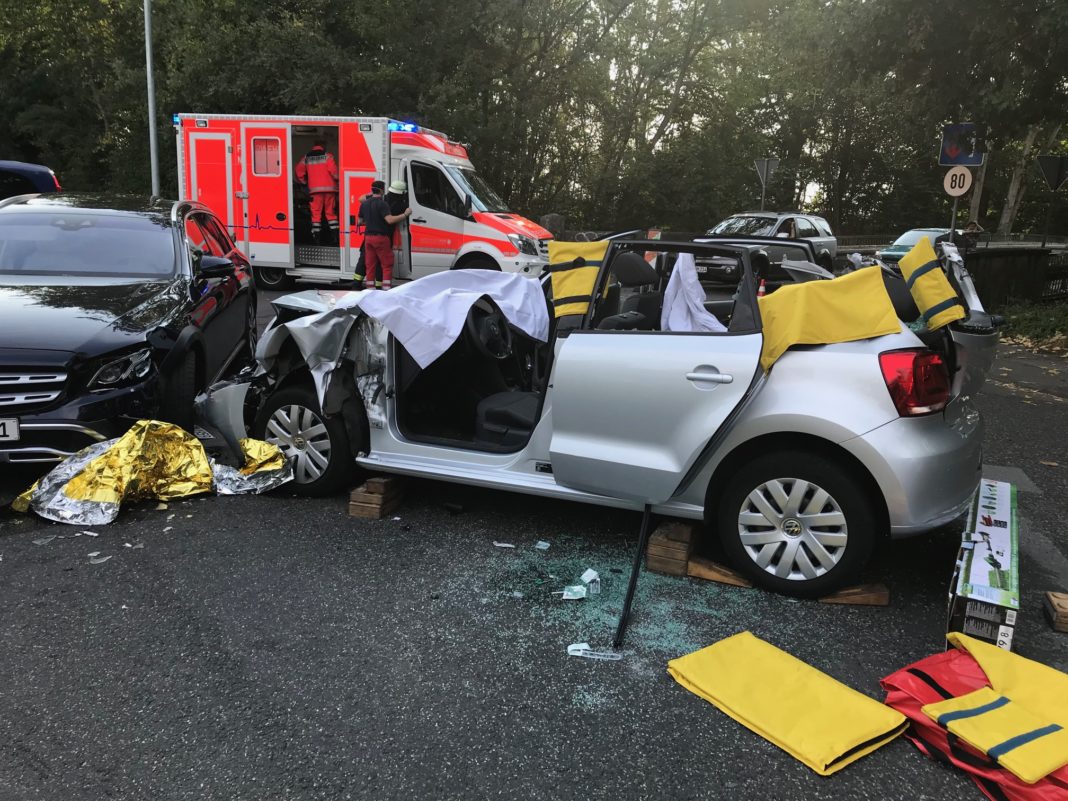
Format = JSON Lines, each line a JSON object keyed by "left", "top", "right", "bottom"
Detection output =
{"left": 701, "top": 212, "right": 837, "bottom": 280}
{"left": 218, "top": 238, "right": 997, "bottom": 597}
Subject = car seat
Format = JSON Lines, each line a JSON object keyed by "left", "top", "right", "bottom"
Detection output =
{"left": 597, "top": 252, "right": 660, "bottom": 330}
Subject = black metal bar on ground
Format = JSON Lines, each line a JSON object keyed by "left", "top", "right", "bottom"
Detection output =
{"left": 613, "top": 504, "right": 655, "bottom": 649}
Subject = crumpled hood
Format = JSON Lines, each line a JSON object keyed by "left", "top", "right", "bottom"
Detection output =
{"left": 472, "top": 212, "right": 553, "bottom": 241}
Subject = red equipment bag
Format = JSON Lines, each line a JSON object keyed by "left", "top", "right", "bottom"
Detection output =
{"left": 881, "top": 649, "right": 1068, "bottom": 801}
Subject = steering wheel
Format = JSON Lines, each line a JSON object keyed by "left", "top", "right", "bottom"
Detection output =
{"left": 465, "top": 302, "right": 513, "bottom": 360}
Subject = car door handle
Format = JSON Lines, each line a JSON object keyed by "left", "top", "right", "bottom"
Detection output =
{"left": 411, "top": 217, "right": 427, "bottom": 224}
{"left": 686, "top": 370, "right": 733, "bottom": 384}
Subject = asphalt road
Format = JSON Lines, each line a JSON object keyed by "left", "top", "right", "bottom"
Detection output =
{"left": 1, "top": 301, "right": 1066, "bottom": 800}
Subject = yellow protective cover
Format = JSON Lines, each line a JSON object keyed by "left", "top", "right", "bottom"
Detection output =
{"left": 667, "top": 631, "right": 907, "bottom": 776}
{"left": 756, "top": 266, "right": 900, "bottom": 371}
{"left": 897, "top": 236, "right": 966, "bottom": 330}
{"left": 922, "top": 686, "right": 1068, "bottom": 784}
{"left": 546, "top": 240, "right": 610, "bottom": 317}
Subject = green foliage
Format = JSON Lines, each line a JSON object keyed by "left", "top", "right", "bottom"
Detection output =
{"left": 1, "top": 0, "right": 1065, "bottom": 234}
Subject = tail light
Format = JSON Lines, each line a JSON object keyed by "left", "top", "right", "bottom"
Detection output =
{"left": 49, "top": 170, "right": 61, "bottom": 192}
{"left": 879, "top": 349, "right": 951, "bottom": 416}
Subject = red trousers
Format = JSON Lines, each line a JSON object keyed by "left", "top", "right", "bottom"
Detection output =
{"left": 363, "top": 234, "right": 393, "bottom": 288}
{"left": 309, "top": 193, "right": 338, "bottom": 229}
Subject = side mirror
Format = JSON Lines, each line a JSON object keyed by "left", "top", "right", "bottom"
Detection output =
{"left": 198, "top": 255, "right": 235, "bottom": 278}
{"left": 775, "top": 231, "right": 790, "bottom": 239}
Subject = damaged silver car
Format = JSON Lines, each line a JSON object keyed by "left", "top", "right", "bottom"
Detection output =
{"left": 201, "top": 239, "right": 998, "bottom": 597}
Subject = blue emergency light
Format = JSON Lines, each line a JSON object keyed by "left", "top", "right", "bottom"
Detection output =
{"left": 387, "top": 121, "right": 419, "bottom": 133}
{"left": 172, "top": 114, "right": 181, "bottom": 126}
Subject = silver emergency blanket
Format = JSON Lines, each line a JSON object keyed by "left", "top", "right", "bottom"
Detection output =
{"left": 13, "top": 420, "right": 292, "bottom": 525}
{"left": 661, "top": 253, "right": 727, "bottom": 333}
{"left": 341, "top": 271, "right": 550, "bottom": 368}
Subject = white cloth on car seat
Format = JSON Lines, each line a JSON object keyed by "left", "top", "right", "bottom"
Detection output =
{"left": 661, "top": 253, "right": 727, "bottom": 333}
{"left": 345, "top": 270, "right": 550, "bottom": 368}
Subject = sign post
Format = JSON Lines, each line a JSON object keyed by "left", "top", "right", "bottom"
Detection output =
{"left": 754, "top": 158, "right": 779, "bottom": 211}
{"left": 943, "top": 166, "right": 973, "bottom": 243}
{"left": 1036, "top": 155, "right": 1068, "bottom": 248}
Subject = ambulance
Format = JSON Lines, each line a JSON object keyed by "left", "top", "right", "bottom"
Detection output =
{"left": 173, "top": 113, "right": 553, "bottom": 288}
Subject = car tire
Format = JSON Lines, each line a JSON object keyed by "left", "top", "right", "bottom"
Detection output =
{"left": 158, "top": 351, "right": 198, "bottom": 433}
{"left": 237, "top": 296, "right": 259, "bottom": 366}
{"left": 453, "top": 256, "right": 500, "bottom": 271}
{"left": 253, "top": 384, "right": 355, "bottom": 496}
{"left": 255, "top": 265, "right": 293, "bottom": 290}
{"left": 715, "top": 450, "right": 877, "bottom": 598}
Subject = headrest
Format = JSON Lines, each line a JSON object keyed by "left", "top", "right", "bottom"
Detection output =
{"left": 610, "top": 251, "right": 659, "bottom": 287}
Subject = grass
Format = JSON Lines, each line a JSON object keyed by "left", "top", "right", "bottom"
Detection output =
{"left": 1000, "top": 300, "right": 1068, "bottom": 354}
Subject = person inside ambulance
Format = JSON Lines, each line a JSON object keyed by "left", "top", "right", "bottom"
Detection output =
{"left": 295, "top": 139, "right": 339, "bottom": 246}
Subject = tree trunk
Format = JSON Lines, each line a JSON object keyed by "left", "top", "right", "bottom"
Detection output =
{"left": 996, "top": 125, "right": 1039, "bottom": 236}
{"left": 968, "top": 142, "right": 991, "bottom": 225}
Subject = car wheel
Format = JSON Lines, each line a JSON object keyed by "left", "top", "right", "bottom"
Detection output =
{"left": 238, "top": 297, "right": 259, "bottom": 365}
{"left": 253, "top": 385, "right": 355, "bottom": 496}
{"left": 255, "top": 265, "right": 293, "bottom": 289}
{"left": 158, "top": 351, "right": 198, "bottom": 433}
{"left": 453, "top": 256, "right": 500, "bottom": 271}
{"left": 715, "top": 451, "right": 877, "bottom": 598}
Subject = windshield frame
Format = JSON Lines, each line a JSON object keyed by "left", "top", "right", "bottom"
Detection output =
{"left": 443, "top": 165, "right": 511, "bottom": 214}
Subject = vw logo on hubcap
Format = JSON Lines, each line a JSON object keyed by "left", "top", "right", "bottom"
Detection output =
{"left": 782, "top": 518, "right": 803, "bottom": 537}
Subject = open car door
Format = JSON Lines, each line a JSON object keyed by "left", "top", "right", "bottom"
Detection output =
{"left": 548, "top": 244, "right": 765, "bottom": 505}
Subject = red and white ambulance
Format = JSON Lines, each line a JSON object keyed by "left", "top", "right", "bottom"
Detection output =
{"left": 174, "top": 113, "right": 553, "bottom": 288}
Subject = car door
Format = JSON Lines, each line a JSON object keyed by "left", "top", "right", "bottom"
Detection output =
{"left": 185, "top": 212, "right": 246, "bottom": 379}
{"left": 406, "top": 161, "right": 466, "bottom": 276}
{"left": 548, "top": 247, "right": 764, "bottom": 505}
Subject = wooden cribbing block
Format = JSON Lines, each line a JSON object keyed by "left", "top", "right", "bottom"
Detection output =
{"left": 348, "top": 496, "right": 402, "bottom": 519}
{"left": 819, "top": 583, "right": 890, "bottom": 606}
{"left": 348, "top": 476, "right": 404, "bottom": 519}
{"left": 646, "top": 521, "right": 695, "bottom": 576}
{"left": 686, "top": 556, "right": 752, "bottom": 588}
{"left": 1044, "top": 592, "right": 1068, "bottom": 633}
{"left": 364, "top": 475, "right": 402, "bottom": 495}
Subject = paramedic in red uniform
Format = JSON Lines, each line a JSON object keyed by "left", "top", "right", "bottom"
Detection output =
{"left": 295, "top": 139, "right": 338, "bottom": 245}
{"left": 358, "top": 179, "right": 411, "bottom": 289}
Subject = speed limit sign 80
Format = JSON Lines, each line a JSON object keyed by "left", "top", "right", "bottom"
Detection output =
{"left": 944, "top": 166, "right": 973, "bottom": 197}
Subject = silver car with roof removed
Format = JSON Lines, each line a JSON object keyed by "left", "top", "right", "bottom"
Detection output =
{"left": 219, "top": 238, "right": 997, "bottom": 597}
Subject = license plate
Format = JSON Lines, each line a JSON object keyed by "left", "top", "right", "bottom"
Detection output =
{"left": 695, "top": 264, "right": 708, "bottom": 273}
{"left": 0, "top": 418, "right": 19, "bottom": 442}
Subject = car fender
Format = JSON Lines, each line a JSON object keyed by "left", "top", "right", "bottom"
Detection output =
{"left": 453, "top": 239, "right": 508, "bottom": 268}
{"left": 154, "top": 323, "right": 206, "bottom": 380}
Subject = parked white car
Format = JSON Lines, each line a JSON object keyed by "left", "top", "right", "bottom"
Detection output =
{"left": 205, "top": 238, "right": 998, "bottom": 597}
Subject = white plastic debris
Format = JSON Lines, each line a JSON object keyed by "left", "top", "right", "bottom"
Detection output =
{"left": 82, "top": 530, "right": 99, "bottom": 538}
{"left": 88, "top": 551, "right": 101, "bottom": 557}
{"left": 124, "top": 543, "right": 132, "bottom": 548}
{"left": 132, "top": 543, "right": 144, "bottom": 550}
{"left": 493, "top": 541, "right": 516, "bottom": 549}
{"left": 567, "top": 642, "right": 623, "bottom": 661}
{"left": 580, "top": 568, "right": 601, "bottom": 595}
{"left": 509, "top": 591, "right": 525, "bottom": 599}
{"left": 155, "top": 503, "right": 168, "bottom": 510}
{"left": 166, "top": 514, "right": 175, "bottom": 521}
{"left": 557, "top": 585, "right": 587, "bottom": 600}
{"left": 534, "top": 541, "right": 551, "bottom": 550}
{"left": 162, "top": 527, "right": 173, "bottom": 532}
{"left": 32, "top": 536, "right": 57, "bottom": 546}
{"left": 392, "top": 516, "right": 402, "bottom": 521}
{"left": 89, "top": 555, "right": 112, "bottom": 565}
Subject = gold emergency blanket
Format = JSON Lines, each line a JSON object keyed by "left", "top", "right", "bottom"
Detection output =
{"left": 897, "top": 236, "right": 967, "bottom": 331}
{"left": 922, "top": 686, "right": 1068, "bottom": 784}
{"left": 547, "top": 240, "right": 610, "bottom": 318}
{"left": 13, "top": 420, "right": 292, "bottom": 525}
{"left": 668, "top": 631, "right": 907, "bottom": 776}
{"left": 756, "top": 266, "right": 900, "bottom": 371}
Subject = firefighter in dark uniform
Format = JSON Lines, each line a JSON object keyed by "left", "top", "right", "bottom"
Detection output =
{"left": 295, "top": 139, "right": 339, "bottom": 245}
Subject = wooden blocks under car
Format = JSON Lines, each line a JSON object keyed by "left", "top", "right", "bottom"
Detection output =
{"left": 644, "top": 519, "right": 888, "bottom": 605}
{"left": 348, "top": 476, "right": 404, "bottom": 519}
{"left": 1044, "top": 592, "right": 1068, "bottom": 633}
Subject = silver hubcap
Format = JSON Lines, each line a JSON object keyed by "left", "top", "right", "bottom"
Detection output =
{"left": 737, "top": 478, "right": 848, "bottom": 581}
{"left": 265, "top": 404, "right": 331, "bottom": 484}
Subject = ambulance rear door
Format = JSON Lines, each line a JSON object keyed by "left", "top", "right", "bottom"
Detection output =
{"left": 339, "top": 118, "right": 396, "bottom": 279}
{"left": 239, "top": 122, "right": 293, "bottom": 268}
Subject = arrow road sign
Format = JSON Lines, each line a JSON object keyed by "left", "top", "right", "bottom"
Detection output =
{"left": 754, "top": 158, "right": 779, "bottom": 186}
{"left": 1037, "top": 155, "right": 1068, "bottom": 192}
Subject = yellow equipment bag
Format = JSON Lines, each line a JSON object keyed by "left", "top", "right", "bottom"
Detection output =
{"left": 933, "top": 632, "right": 1068, "bottom": 783}
{"left": 756, "top": 266, "right": 900, "bottom": 371}
{"left": 668, "top": 631, "right": 907, "bottom": 776}
{"left": 922, "top": 686, "right": 1068, "bottom": 784}
{"left": 546, "top": 240, "right": 610, "bottom": 318}
{"left": 897, "top": 236, "right": 967, "bottom": 331}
